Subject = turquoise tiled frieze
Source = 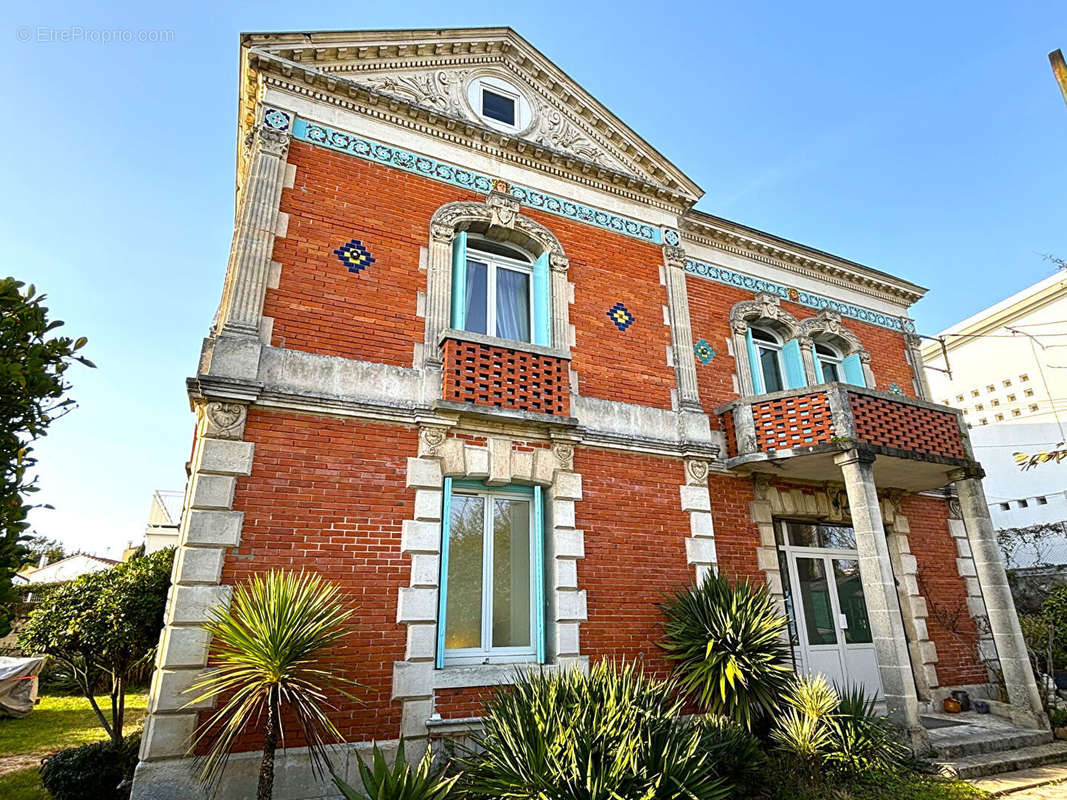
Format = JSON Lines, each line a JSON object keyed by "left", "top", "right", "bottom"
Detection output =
{"left": 683, "top": 257, "right": 913, "bottom": 333}
{"left": 290, "top": 117, "right": 661, "bottom": 245}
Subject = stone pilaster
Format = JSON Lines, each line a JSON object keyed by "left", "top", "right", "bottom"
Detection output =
{"left": 905, "top": 334, "right": 932, "bottom": 400}
{"left": 136, "top": 402, "right": 254, "bottom": 770}
{"left": 663, "top": 246, "right": 702, "bottom": 412}
{"left": 215, "top": 123, "right": 291, "bottom": 339}
{"left": 952, "top": 469, "right": 1047, "bottom": 729}
{"left": 421, "top": 224, "right": 454, "bottom": 368}
{"left": 835, "top": 450, "right": 927, "bottom": 750}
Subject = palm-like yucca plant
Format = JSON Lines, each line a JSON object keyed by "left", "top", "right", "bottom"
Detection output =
{"left": 771, "top": 676, "right": 906, "bottom": 782}
{"left": 334, "top": 741, "right": 460, "bottom": 800}
{"left": 658, "top": 573, "right": 793, "bottom": 728}
{"left": 184, "top": 570, "right": 362, "bottom": 800}
{"left": 461, "top": 660, "right": 732, "bottom": 800}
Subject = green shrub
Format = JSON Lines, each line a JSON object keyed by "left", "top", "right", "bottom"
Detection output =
{"left": 1041, "top": 584, "right": 1067, "bottom": 671}
{"left": 693, "top": 716, "right": 764, "bottom": 796}
{"left": 659, "top": 573, "right": 792, "bottom": 728}
{"left": 334, "top": 741, "right": 459, "bottom": 800}
{"left": 460, "top": 660, "right": 733, "bottom": 800}
{"left": 771, "top": 676, "right": 905, "bottom": 783}
{"left": 1049, "top": 706, "right": 1067, "bottom": 727}
{"left": 39, "top": 732, "right": 140, "bottom": 800}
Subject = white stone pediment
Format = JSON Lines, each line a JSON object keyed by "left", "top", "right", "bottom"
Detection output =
{"left": 242, "top": 28, "right": 702, "bottom": 200}
{"left": 349, "top": 64, "right": 636, "bottom": 177}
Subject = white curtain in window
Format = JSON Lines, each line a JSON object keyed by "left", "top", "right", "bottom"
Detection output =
{"left": 495, "top": 268, "right": 530, "bottom": 342}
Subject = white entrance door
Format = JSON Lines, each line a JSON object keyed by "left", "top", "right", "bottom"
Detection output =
{"left": 778, "top": 521, "right": 883, "bottom": 699}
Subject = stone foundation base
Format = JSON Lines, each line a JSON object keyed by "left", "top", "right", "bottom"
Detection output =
{"left": 130, "top": 740, "right": 400, "bottom": 800}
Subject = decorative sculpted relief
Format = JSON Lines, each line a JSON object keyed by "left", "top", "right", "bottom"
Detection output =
{"left": 201, "top": 402, "right": 247, "bottom": 440}
{"left": 532, "top": 105, "right": 627, "bottom": 173}
{"left": 358, "top": 68, "right": 638, "bottom": 176}
{"left": 729, "top": 292, "right": 801, "bottom": 338}
{"left": 361, "top": 69, "right": 471, "bottom": 116}
{"left": 798, "top": 309, "right": 866, "bottom": 357}
{"left": 552, "top": 442, "right": 574, "bottom": 471}
{"left": 420, "top": 426, "right": 448, "bottom": 457}
{"left": 686, "top": 459, "right": 709, "bottom": 484}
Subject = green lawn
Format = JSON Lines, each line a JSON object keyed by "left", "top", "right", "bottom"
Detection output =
{"left": 0, "top": 691, "right": 147, "bottom": 758}
{"left": 0, "top": 691, "right": 148, "bottom": 800}
{"left": 0, "top": 767, "right": 47, "bottom": 800}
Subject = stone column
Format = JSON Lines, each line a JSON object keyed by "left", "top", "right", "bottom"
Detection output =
{"left": 835, "top": 450, "right": 927, "bottom": 750}
{"left": 952, "top": 468, "right": 1047, "bottom": 729}
{"left": 663, "top": 246, "right": 702, "bottom": 412}
{"left": 214, "top": 126, "right": 291, "bottom": 338}
{"left": 799, "top": 335, "right": 818, "bottom": 383}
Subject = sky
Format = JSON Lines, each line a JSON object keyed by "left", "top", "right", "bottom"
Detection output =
{"left": 2, "top": 1, "right": 1066, "bottom": 558}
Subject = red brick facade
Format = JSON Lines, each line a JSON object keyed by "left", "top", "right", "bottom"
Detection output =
{"left": 182, "top": 124, "right": 984, "bottom": 754}
{"left": 902, "top": 495, "right": 989, "bottom": 687}
{"left": 221, "top": 409, "right": 416, "bottom": 742}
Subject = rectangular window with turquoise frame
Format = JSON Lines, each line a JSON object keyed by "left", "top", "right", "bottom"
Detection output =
{"left": 436, "top": 478, "right": 546, "bottom": 667}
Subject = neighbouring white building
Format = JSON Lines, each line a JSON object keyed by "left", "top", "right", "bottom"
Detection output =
{"left": 923, "top": 272, "right": 1067, "bottom": 565}
{"left": 143, "top": 490, "right": 184, "bottom": 554}
{"left": 19, "top": 553, "right": 118, "bottom": 584}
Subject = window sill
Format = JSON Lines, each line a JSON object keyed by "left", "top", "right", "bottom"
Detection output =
{"left": 439, "top": 328, "right": 571, "bottom": 361}
{"left": 433, "top": 661, "right": 559, "bottom": 689}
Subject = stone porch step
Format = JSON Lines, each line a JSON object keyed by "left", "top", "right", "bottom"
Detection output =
{"left": 970, "top": 763, "right": 1067, "bottom": 796}
{"left": 931, "top": 728, "right": 1053, "bottom": 760}
{"left": 935, "top": 741, "right": 1067, "bottom": 780}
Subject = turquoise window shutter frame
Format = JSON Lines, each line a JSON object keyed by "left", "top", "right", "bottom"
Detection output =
{"left": 533, "top": 486, "right": 546, "bottom": 663}
{"left": 783, "top": 339, "right": 807, "bottom": 389}
{"left": 842, "top": 353, "right": 866, "bottom": 387}
{"left": 745, "top": 328, "right": 764, "bottom": 394}
{"left": 449, "top": 232, "right": 468, "bottom": 329}
{"left": 435, "top": 477, "right": 453, "bottom": 669}
{"left": 532, "top": 252, "right": 551, "bottom": 346}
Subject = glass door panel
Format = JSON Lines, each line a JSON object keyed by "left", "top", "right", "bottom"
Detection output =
{"left": 795, "top": 557, "right": 837, "bottom": 645}
{"left": 832, "top": 558, "right": 873, "bottom": 644}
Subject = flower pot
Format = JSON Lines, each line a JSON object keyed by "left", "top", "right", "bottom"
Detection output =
{"left": 943, "top": 698, "right": 962, "bottom": 713}
{"left": 973, "top": 700, "right": 990, "bottom": 714}
{"left": 951, "top": 690, "right": 972, "bottom": 712}
{"left": 1055, "top": 726, "right": 1067, "bottom": 741}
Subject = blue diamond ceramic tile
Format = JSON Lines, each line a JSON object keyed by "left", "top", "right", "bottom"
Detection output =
{"left": 888, "top": 381, "right": 904, "bottom": 395}
{"left": 607, "top": 302, "right": 635, "bottom": 332}
{"left": 694, "top": 338, "right": 716, "bottom": 365}
{"left": 263, "top": 108, "right": 291, "bottom": 131}
{"left": 663, "top": 228, "right": 680, "bottom": 247}
{"left": 333, "top": 239, "right": 376, "bottom": 275}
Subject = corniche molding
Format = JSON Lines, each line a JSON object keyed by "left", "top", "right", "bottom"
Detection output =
{"left": 679, "top": 219, "right": 924, "bottom": 307}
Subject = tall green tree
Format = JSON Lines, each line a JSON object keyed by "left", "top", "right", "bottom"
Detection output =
{"left": 0, "top": 277, "right": 93, "bottom": 635}
{"left": 18, "top": 548, "right": 175, "bottom": 745}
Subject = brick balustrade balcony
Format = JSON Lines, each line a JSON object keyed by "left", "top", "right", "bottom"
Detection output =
{"left": 716, "top": 384, "right": 975, "bottom": 491}
{"left": 440, "top": 334, "right": 571, "bottom": 417}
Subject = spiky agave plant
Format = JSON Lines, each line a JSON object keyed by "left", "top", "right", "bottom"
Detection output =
{"left": 658, "top": 573, "right": 793, "bottom": 728}
{"left": 334, "top": 741, "right": 460, "bottom": 800}
{"left": 461, "top": 660, "right": 732, "bottom": 800}
{"left": 184, "top": 570, "right": 362, "bottom": 800}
